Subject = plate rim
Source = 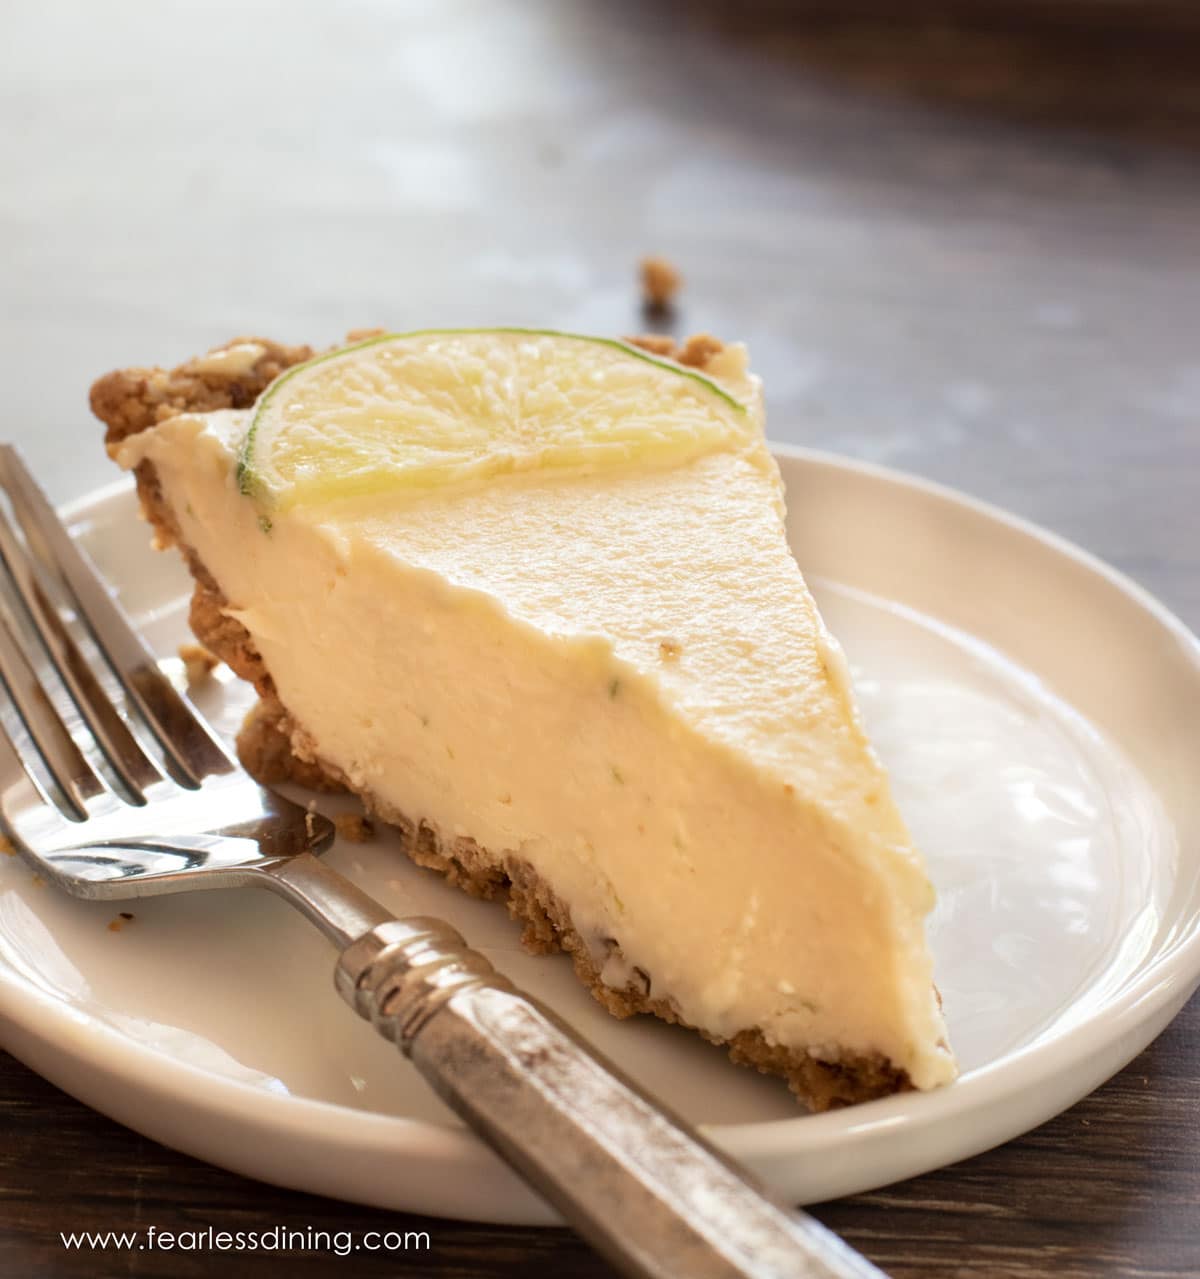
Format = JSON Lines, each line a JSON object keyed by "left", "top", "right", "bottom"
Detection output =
{"left": 1, "top": 447, "right": 1197, "bottom": 1222}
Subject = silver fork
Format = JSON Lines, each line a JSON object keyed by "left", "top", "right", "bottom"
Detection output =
{"left": 0, "top": 444, "right": 885, "bottom": 1279}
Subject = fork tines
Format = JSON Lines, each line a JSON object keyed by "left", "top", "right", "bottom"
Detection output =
{"left": 0, "top": 445, "right": 233, "bottom": 823}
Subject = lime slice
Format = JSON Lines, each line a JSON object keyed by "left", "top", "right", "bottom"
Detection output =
{"left": 237, "top": 328, "right": 749, "bottom": 510}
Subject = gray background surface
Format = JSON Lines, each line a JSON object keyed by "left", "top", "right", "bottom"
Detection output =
{"left": 2, "top": 3, "right": 1198, "bottom": 1277}
{"left": 4, "top": 1, "right": 1197, "bottom": 625}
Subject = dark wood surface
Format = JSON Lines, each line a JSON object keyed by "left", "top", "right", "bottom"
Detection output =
{"left": 3, "top": 995, "right": 1196, "bottom": 1279}
{"left": 2, "top": 2, "right": 1199, "bottom": 1276}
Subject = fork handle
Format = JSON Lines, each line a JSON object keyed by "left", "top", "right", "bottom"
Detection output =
{"left": 335, "top": 918, "right": 885, "bottom": 1279}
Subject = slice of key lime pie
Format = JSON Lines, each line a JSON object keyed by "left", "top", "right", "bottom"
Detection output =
{"left": 92, "top": 328, "right": 955, "bottom": 1110}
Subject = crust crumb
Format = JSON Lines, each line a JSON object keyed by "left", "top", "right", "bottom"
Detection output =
{"left": 659, "top": 638, "right": 683, "bottom": 660}
{"left": 676, "top": 333, "right": 724, "bottom": 369}
{"left": 626, "top": 334, "right": 677, "bottom": 357}
{"left": 178, "top": 642, "right": 219, "bottom": 684}
{"left": 334, "top": 812, "right": 376, "bottom": 843}
{"left": 625, "top": 332, "right": 725, "bottom": 373}
{"left": 90, "top": 336, "right": 314, "bottom": 451}
{"left": 236, "top": 699, "right": 346, "bottom": 793}
{"left": 640, "top": 255, "right": 682, "bottom": 310}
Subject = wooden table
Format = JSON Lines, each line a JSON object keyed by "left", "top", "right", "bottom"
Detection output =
{"left": 1, "top": 3, "right": 1198, "bottom": 1275}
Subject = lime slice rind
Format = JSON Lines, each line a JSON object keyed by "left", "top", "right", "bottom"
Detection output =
{"left": 238, "top": 328, "right": 750, "bottom": 511}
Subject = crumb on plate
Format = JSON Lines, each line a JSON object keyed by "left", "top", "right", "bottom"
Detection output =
{"left": 179, "top": 642, "right": 220, "bottom": 683}
{"left": 334, "top": 812, "right": 375, "bottom": 843}
{"left": 639, "top": 255, "right": 682, "bottom": 310}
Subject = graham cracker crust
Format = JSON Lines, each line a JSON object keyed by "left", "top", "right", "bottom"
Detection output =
{"left": 91, "top": 333, "right": 912, "bottom": 1112}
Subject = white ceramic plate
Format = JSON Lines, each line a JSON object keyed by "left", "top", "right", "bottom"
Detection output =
{"left": 1, "top": 448, "right": 1198, "bottom": 1224}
